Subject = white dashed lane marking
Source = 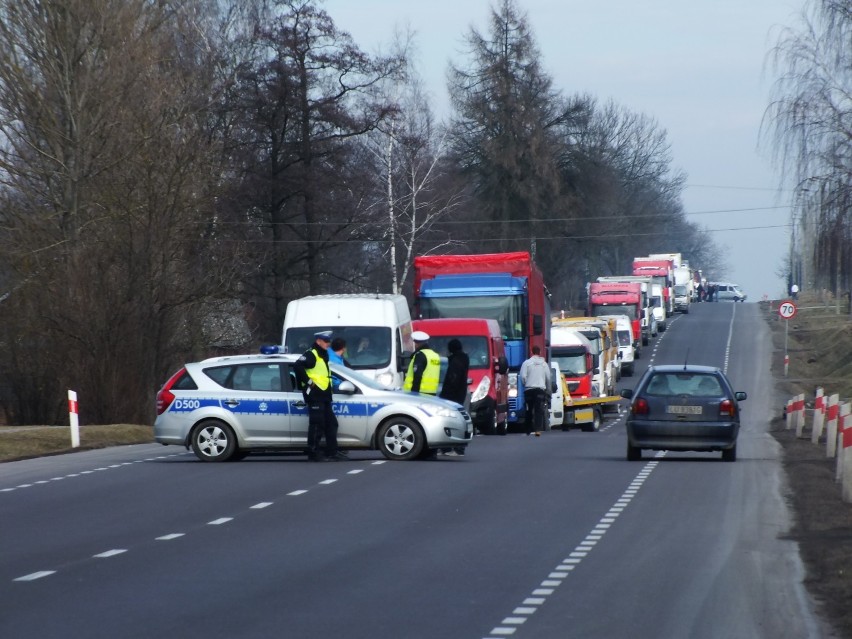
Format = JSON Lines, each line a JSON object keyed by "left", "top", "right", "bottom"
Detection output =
{"left": 14, "top": 571, "right": 55, "bottom": 582}
{"left": 11, "top": 462, "right": 382, "bottom": 583}
{"left": 0, "top": 452, "right": 189, "bottom": 494}
{"left": 483, "top": 455, "right": 664, "bottom": 638}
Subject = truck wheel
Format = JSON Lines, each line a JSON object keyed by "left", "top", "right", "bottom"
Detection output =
{"left": 581, "top": 410, "right": 602, "bottom": 432}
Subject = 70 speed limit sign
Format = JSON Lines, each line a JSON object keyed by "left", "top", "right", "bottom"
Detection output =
{"left": 778, "top": 300, "right": 798, "bottom": 319}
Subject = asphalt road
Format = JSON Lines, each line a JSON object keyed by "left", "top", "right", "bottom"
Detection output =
{"left": 0, "top": 302, "right": 830, "bottom": 638}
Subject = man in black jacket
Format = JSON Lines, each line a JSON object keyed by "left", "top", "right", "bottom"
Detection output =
{"left": 293, "top": 330, "right": 346, "bottom": 461}
{"left": 439, "top": 338, "right": 469, "bottom": 456}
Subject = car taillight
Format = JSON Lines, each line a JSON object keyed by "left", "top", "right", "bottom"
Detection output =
{"left": 720, "top": 399, "right": 735, "bottom": 417}
{"left": 156, "top": 368, "right": 186, "bottom": 415}
{"left": 632, "top": 397, "right": 649, "bottom": 415}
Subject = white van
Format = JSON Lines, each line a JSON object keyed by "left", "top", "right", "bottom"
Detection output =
{"left": 282, "top": 294, "right": 414, "bottom": 388}
{"left": 597, "top": 314, "right": 636, "bottom": 377}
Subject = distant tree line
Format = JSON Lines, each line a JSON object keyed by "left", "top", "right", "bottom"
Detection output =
{"left": 0, "top": 0, "right": 724, "bottom": 425}
{"left": 766, "top": 0, "right": 852, "bottom": 297}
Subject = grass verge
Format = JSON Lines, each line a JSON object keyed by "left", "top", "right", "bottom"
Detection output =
{"left": 0, "top": 424, "right": 154, "bottom": 463}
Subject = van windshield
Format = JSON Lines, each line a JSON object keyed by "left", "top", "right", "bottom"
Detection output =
{"left": 426, "top": 336, "right": 491, "bottom": 369}
{"left": 617, "top": 330, "right": 632, "bottom": 346}
{"left": 284, "top": 326, "right": 392, "bottom": 370}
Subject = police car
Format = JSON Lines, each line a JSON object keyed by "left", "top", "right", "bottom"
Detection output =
{"left": 154, "top": 348, "right": 473, "bottom": 462}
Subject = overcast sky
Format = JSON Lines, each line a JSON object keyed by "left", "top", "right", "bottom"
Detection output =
{"left": 324, "top": 0, "right": 804, "bottom": 299}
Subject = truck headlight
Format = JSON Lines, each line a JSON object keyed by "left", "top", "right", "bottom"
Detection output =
{"left": 508, "top": 372, "right": 518, "bottom": 399}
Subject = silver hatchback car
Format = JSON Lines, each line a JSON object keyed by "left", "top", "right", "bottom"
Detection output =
{"left": 620, "top": 364, "right": 747, "bottom": 461}
{"left": 154, "top": 350, "right": 473, "bottom": 462}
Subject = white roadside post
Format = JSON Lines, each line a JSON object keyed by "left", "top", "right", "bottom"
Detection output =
{"left": 836, "top": 404, "right": 850, "bottom": 483}
{"left": 824, "top": 394, "right": 840, "bottom": 454}
{"left": 786, "top": 398, "right": 794, "bottom": 430}
{"left": 793, "top": 393, "right": 805, "bottom": 437}
{"left": 68, "top": 390, "right": 80, "bottom": 448}
{"left": 811, "top": 388, "right": 825, "bottom": 441}
{"left": 813, "top": 392, "right": 832, "bottom": 444}
{"left": 842, "top": 414, "right": 852, "bottom": 503}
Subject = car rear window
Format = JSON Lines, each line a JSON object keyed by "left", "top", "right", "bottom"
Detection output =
{"left": 646, "top": 373, "right": 723, "bottom": 397}
{"left": 204, "top": 363, "right": 284, "bottom": 392}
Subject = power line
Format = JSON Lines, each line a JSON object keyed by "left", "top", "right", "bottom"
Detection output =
{"left": 197, "top": 205, "right": 794, "bottom": 228}
{"left": 686, "top": 183, "right": 794, "bottom": 192}
{"left": 200, "top": 222, "right": 793, "bottom": 244}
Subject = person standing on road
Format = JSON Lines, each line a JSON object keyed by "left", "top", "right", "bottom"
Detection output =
{"left": 439, "top": 338, "right": 470, "bottom": 456}
{"left": 403, "top": 331, "right": 441, "bottom": 395}
{"left": 293, "top": 330, "right": 346, "bottom": 462}
{"left": 520, "top": 345, "right": 550, "bottom": 435}
{"left": 790, "top": 283, "right": 799, "bottom": 300}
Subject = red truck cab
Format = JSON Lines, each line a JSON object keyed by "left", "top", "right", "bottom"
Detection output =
{"left": 588, "top": 281, "right": 643, "bottom": 356}
{"left": 412, "top": 318, "right": 510, "bottom": 435}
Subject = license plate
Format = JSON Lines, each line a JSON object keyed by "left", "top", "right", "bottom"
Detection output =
{"left": 667, "top": 405, "right": 702, "bottom": 415}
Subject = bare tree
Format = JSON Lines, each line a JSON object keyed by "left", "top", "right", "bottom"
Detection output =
{"left": 766, "top": 0, "right": 852, "bottom": 295}
{"left": 0, "top": 0, "right": 231, "bottom": 423}
{"left": 219, "top": 0, "right": 404, "bottom": 339}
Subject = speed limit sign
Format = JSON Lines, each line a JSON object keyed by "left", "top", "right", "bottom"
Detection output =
{"left": 779, "top": 300, "right": 798, "bottom": 320}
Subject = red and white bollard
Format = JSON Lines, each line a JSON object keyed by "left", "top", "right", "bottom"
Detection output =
{"left": 791, "top": 394, "right": 805, "bottom": 437}
{"left": 836, "top": 403, "right": 850, "bottom": 482}
{"left": 824, "top": 394, "right": 840, "bottom": 455}
{"left": 811, "top": 388, "right": 825, "bottom": 440}
{"left": 68, "top": 390, "right": 80, "bottom": 448}
{"left": 841, "top": 410, "right": 852, "bottom": 503}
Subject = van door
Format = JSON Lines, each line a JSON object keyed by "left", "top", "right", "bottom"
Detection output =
{"left": 549, "top": 362, "right": 563, "bottom": 429}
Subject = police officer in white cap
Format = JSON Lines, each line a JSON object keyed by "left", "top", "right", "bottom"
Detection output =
{"left": 403, "top": 331, "right": 441, "bottom": 395}
{"left": 294, "top": 330, "right": 345, "bottom": 461}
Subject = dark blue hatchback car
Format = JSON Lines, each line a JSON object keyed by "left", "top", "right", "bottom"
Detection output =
{"left": 620, "top": 364, "right": 747, "bottom": 462}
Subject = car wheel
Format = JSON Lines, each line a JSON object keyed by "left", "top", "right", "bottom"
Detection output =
{"left": 627, "top": 442, "right": 641, "bottom": 461}
{"left": 722, "top": 444, "right": 737, "bottom": 462}
{"left": 377, "top": 417, "right": 425, "bottom": 460}
{"left": 190, "top": 420, "right": 237, "bottom": 462}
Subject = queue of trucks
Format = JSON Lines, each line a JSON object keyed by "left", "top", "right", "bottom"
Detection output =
{"left": 280, "top": 250, "right": 700, "bottom": 436}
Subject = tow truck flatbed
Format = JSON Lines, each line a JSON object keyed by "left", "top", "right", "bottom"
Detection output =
{"left": 561, "top": 395, "right": 622, "bottom": 432}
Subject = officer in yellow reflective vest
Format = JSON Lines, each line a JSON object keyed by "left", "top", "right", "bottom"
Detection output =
{"left": 404, "top": 331, "right": 441, "bottom": 395}
{"left": 294, "top": 330, "right": 346, "bottom": 461}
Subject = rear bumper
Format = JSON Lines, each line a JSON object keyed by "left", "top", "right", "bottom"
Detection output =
{"left": 627, "top": 420, "right": 739, "bottom": 451}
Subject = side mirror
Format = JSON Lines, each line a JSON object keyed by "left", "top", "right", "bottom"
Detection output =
{"left": 735, "top": 391, "right": 747, "bottom": 401}
{"left": 495, "top": 356, "right": 509, "bottom": 375}
{"left": 620, "top": 389, "right": 633, "bottom": 399}
{"left": 337, "top": 381, "right": 356, "bottom": 394}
